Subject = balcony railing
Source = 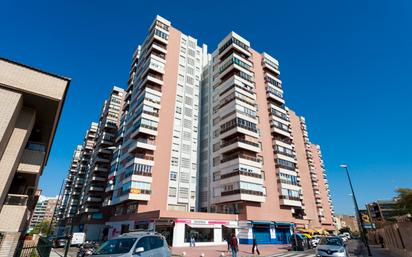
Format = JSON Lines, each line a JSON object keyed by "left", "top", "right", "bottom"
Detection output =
{"left": 278, "top": 179, "right": 299, "bottom": 186}
{"left": 221, "top": 153, "right": 260, "bottom": 164}
{"left": 119, "top": 188, "right": 151, "bottom": 196}
{"left": 135, "top": 153, "right": 154, "bottom": 161}
{"left": 220, "top": 169, "right": 262, "bottom": 180}
{"left": 221, "top": 122, "right": 257, "bottom": 134}
{"left": 221, "top": 137, "right": 259, "bottom": 148}
{"left": 26, "top": 142, "right": 46, "bottom": 152}
{"left": 279, "top": 195, "right": 300, "bottom": 201}
{"left": 221, "top": 189, "right": 263, "bottom": 197}
{"left": 4, "top": 194, "right": 28, "bottom": 205}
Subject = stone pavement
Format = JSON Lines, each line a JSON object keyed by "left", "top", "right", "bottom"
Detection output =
{"left": 172, "top": 244, "right": 290, "bottom": 257}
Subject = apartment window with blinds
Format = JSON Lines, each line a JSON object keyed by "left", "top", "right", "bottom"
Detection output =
{"left": 184, "top": 107, "right": 192, "bottom": 117}
{"left": 181, "top": 157, "right": 191, "bottom": 169}
{"left": 183, "top": 119, "right": 192, "bottom": 129}
{"left": 185, "top": 96, "right": 193, "bottom": 105}
{"left": 180, "top": 172, "right": 190, "bottom": 183}
{"left": 179, "top": 187, "right": 189, "bottom": 198}
{"left": 169, "top": 187, "right": 177, "bottom": 197}
{"left": 182, "top": 144, "right": 191, "bottom": 154}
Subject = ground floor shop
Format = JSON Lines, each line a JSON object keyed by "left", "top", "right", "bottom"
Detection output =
{"left": 105, "top": 218, "right": 296, "bottom": 247}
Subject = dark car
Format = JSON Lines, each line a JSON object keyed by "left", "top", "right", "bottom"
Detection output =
{"left": 52, "top": 236, "right": 69, "bottom": 248}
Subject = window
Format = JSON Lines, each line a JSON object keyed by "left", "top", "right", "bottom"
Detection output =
{"left": 171, "top": 157, "right": 179, "bottom": 166}
{"left": 176, "top": 106, "right": 182, "bottom": 114}
{"left": 179, "top": 187, "right": 189, "bottom": 198}
{"left": 180, "top": 172, "right": 190, "bottom": 183}
{"left": 126, "top": 203, "right": 137, "bottom": 214}
{"left": 170, "top": 171, "right": 177, "bottom": 181}
{"left": 148, "top": 236, "right": 164, "bottom": 249}
{"left": 185, "top": 225, "right": 214, "bottom": 242}
{"left": 169, "top": 187, "right": 177, "bottom": 197}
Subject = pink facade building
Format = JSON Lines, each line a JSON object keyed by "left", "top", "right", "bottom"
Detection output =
{"left": 58, "top": 16, "right": 335, "bottom": 246}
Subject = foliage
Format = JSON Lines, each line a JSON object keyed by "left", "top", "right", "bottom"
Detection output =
{"left": 29, "top": 220, "right": 53, "bottom": 236}
{"left": 395, "top": 188, "right": 412, "bottom": 213}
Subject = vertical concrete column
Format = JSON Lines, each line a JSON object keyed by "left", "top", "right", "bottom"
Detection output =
{"left": 0, "top": 88, "right": 22, "bottom": 162}
{"left": 0, "top": 107, "right": 36, "bottom": 207}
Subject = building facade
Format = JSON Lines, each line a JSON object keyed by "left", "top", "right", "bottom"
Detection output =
{"left": 0, "top": 58, "right": 69, "bottom": 256}
{"left": 29, "top": 197, "right": 57, "bottom": 231}
{"left": 57, "top": 16, "right": 335, "bottom": 246}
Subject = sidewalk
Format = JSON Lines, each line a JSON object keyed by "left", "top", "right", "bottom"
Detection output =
{"left": 368, "top": 244, "right": 408, "bottom": 257}
{"left": 172, "top": 244, "right": 289, "bottom": 257}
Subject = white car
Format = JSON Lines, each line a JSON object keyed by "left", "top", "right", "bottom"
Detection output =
{"left": 312, "top": 236, "right": 322, "bottom": 247}
{"left": 316, "top": 237, "right": 349, "bottom": 257}
{"left": 338, "top": 234, "right": 349, "bottom": 242}
{"left": 91, "top": 232, "right": 170, "bottom": 257}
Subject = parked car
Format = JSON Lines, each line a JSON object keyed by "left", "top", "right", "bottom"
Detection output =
{"left": 289, "top": 234, "right": 311, "bottom": 251}
{"left": 338, "top": 234, "right": 349, "bottom": 242}
{"left": 90, "top": 232, "right": 170, "bottom": 257}
{"left": 311, "top": 235, "right": 323, "bottom": 247}
{"left": 316, "top": 236, "right": 348, "bottom": 257}
{"left": 77, "top": 242, "right": 99, "bottom": 257}
{"left": 52, "top": 236, "right": 69, "bottom": 248}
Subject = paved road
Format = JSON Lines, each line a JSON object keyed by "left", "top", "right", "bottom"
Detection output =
{"left": 52, "top": 246, "right": 79, "bottom": 257}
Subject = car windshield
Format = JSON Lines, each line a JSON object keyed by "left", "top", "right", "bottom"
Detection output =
{"left": 319, "top": 237, "right": 343, "bottom": 246}
{"left": 93, "top": 238, "right": 137, "bottom": 255}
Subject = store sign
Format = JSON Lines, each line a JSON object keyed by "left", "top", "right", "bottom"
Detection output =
{"left": 175, "top": 219, "right": 235, "bottom": 225}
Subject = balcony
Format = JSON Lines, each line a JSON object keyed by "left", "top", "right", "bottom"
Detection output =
{"left": 220, "top": 137, "right": 260, "bottom": 153}
{"left": 91, "top": 176, "right": 106, "bottom": 182}
{"left": 86, "top": 196, "right": 102, "bottom": 202}
{"left": 218, "top": 188, "right": 265, "bottom": 203}
{"left": 279, "top": 195, "right": 302, "bottom": 207}
{"left": 89, "top": 186, "right": 104, "bottom": 192}
{"left": 17, "top": 142, "right": 46, "bottom": 174}
{"left": 130, "top": 138, "right": 156, "bottom": 152}
{"left": 118, "top": 188, "right": 151, "bottom": 203}
{"left": 130, "top": 123, "right": 158, "bottom": 138}
{"left": 0, "top": 194, "right": 30, "bottom": 232}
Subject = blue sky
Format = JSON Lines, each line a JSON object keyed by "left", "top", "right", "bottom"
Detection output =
{"left": 1, "top": 0, "right": 411, "bottom": 215}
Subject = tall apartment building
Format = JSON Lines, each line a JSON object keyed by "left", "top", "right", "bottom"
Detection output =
{"left": 0, "top": 58, "right": 69, "bottom": 256}
{"left": 77, "top": 87, "right": 125, "bottom": 239}
{"left": 288, "top": 110, "right": 335, "bottom": 231}
{"left": 64, "top": 124, "right": 98, "bottom": 221}
{"left": 29, "top": 197, "right": 57, "bottom": 231}
{"left": 57, "top": 16, "right": 335, "bottom": 246}
{"left": 56, "top": 145, "right": 83, "bottom": 234}
{"left": 57, "top": 88, "right": 124, "bottom": 240}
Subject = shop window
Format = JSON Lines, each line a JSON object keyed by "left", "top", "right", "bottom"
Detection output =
{"left": 184, "top": 224, "right": 214, "bottom": 242}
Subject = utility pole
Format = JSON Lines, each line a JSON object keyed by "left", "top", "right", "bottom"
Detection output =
{"left": 340, "top": 164, "right": 372, "bottom": 256}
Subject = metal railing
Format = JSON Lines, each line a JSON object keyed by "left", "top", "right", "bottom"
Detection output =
{"left": 4, "top": 194, "right": 28, "bottom": 205}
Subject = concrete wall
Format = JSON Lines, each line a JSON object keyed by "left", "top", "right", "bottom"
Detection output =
{"left": 0, "top": 107, "right": 36, "bottom": 208}
{"left": 370, "top": 222, "right": 412, "bottom": 257}
{"left": 0, "top": 88, "right": 22, "bottom": 161}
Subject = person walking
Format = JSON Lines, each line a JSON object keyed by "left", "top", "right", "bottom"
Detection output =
{"left": 226, "top": 234, "right": 231, "bottom": 252}
{"left": 190, "top": 235, "right": 196, "bottom": 247}
{"left": 230, "top": 233, "right": 239, "bottom": 257}
{"left": 252, "top": 234, "right": 260, "bottom": 255}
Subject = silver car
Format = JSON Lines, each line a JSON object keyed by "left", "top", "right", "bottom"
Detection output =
{"left": 316, "top": 236, "right": 348, "bottom": 257}
{"left": 91, "top": 232, "right": 170, "bottom": 257}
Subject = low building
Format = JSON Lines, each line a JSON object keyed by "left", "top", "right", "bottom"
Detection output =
{"left": 0, "top": 58, "right": 69, "bottom": 256}
{"left": 366, "top": 200, "right": 401, "bottom": 223}
{"left": 28, "top": 196, "right": 58, "bottom": 232}
{"left": 335, "top": 214, "right": 359, "bottom": 233}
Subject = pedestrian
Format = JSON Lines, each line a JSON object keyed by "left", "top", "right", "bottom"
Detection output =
{"left": 230, "top": 233, "right": 239, "bottom": 257}
{"left": 378, "top": 235, "right": 384, "bottom": 248}
{"left": 252, "top": 234, "right": 260, "bottom": 255}
{"left": 190, "top": 235, "right": 196, "bottom": 247}
{"left": 226, "top": 234, "right": 231, "bottom": 252}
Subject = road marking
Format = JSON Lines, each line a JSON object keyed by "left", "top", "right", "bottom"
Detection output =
{"left": 267, "top": 252, "right": 316, "bottom": 257}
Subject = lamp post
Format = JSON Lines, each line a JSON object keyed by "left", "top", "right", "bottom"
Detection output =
{"left": 340, "top": 164, "right": 372, "bottom": 256}
{"left": 47, "top": 178, "right": 66, "bottom": 236}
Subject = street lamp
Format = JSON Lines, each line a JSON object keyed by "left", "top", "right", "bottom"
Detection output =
{"left": 339, "top": 164, "right": 372, "bottom": 256}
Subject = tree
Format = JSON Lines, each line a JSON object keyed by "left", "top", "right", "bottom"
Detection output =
{"left": 29, "top": 220, "right": 53, "bottom": 236}
{"left": 395, "top": 188, "right": 412, "bottom": 213}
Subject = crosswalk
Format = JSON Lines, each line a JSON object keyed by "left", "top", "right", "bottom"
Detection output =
{"left": 266, "top": 251, "right": 316, "bottom": 257}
